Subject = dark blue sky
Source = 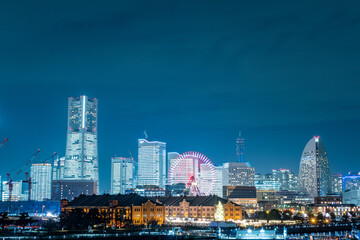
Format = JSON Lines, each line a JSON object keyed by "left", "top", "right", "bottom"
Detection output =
{"left": 1, "top": 1, "right": 360, "bottom": 192}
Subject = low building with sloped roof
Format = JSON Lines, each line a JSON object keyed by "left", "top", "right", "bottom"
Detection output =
{"left": 149, "top": 195, "right": 242, "bottom": 221}
{"left": 61, "top": 193, "right": 165, "bottom": 227}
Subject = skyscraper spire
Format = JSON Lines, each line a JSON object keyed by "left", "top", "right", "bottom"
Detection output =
{"left": 236, "top": 131, "right": 245, "bottom": 162}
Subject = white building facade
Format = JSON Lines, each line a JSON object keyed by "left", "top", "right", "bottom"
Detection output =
{"left": 137, "top": 139, "right": 166, "bottom": 188}
{"left": 111, "top": 157, "right": 135, "bottom": 194}
{"left": 31, "top": 163, "right": 52, "bottom": 201}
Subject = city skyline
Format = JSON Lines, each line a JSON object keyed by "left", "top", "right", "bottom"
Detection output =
{"left": 1, "top": 1, "right": 360, "bottom": 192}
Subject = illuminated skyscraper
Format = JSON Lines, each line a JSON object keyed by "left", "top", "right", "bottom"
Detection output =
{"left": 64, "top": 96, "right": 99, "bottom": 192}
{"left": 236, "top": 131, "right": 245, "bottom": 162}
{"left": 111, "top": 157, "right": 135, "bottom": 194}
{"left": 138, "top": 139, "right": 166, "bottom": 188}
{"left": 31, "top": 163, "right": 52, "bottom": 201}
{"left": 224, "top": 162, "right": 255, "bottom": 187}
{"left": 52, "top": 156, "right": 65, "bottom": 181}
{"left": 298, "top": 136, "right": 330, "bottom": 198}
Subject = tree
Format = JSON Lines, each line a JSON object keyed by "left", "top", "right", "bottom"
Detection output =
{"left": 316, "top": 213, "right": 324, "bottom": 222}
{"left": 214, "top": 201, "right": 225, "bottom": 221}
{"left": 268, "top": 209, "right": 281, "bottom": 220}
{"left": 282, "top": 210, "right": 292, "bottom": 220}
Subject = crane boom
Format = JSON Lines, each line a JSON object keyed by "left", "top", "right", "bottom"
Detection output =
{"left": 0, "top": 138, "right": 8, "bottom": 148}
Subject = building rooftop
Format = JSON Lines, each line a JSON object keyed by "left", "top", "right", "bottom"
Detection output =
{"left": 67, "top": 193, "right": 163, "bottom": 207}
{"left": 149, "top": 195, "right": 240, "bottom": 207}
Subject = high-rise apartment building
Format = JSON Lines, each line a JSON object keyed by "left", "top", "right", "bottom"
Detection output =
{"left": 31, "top": 163, "right": 52, "bottom": 201}
{"left": 2, "top": 180, "right": 24, "bottom": 201}
{"left": 224, "top": 162, "right": 255, "bottom": 187}
{"left": 111, "top": 157, "right": 135, "bottom": 194}
{"left": 64, "top": 96, "right": 99, "bottom": 192}
{"left": 299, "top": 136, "right": 330, "bottom": 198}
{"left": 272, "top": 169, "right": 298, "bottom": 191}
{"left": 236, "top": 132, "right": 245, "bottom": 162}
{"left": 138, "top": 139, "right": 166, "bottom": 188}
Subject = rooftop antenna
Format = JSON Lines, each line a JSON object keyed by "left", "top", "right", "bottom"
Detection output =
{"left": 144, "top": 130, "right": 148, "bottom": 140}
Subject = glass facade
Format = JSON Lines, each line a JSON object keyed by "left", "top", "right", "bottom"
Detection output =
{"left": 111, "top": 157, "right": 135, "bottom": 194}
{"left": 64, "top": 96, "right": 99, "bottom": 192}
{"left": 224, "top": 162, "right": 255, "bottom": 187}
{"left": 137, "top": 139, "right": 166, "bottom": 188}
{"left": 31, "top": 163, "right": 52, "bottom": 201}
{"left": 298, "top": 137, "right": 330, "bottom": 198}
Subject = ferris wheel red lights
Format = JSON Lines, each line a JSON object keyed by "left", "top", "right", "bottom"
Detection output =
{"left": 168, "top": 151, "right": 216, "bottom": 196}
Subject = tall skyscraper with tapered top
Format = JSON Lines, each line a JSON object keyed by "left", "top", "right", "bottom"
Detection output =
{"left": 236, "top": 131, "right": 245, "bottom": 162}
{"left": 299, "top": 136, "right": 330, "bottom": 198}
{"left": 64, "top": 96, "right": 99, "bottom": 192}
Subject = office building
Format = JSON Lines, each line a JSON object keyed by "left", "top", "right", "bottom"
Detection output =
{"left": 330, "top": 173, "right": 343, "bottom": 194}
{"left": 254, "top": 173, "right": 281, "bottom": 191}
{"left": 272, "top": 169, "right": 298, "bottom": 191}
{"left": 342, "top": 174, "right": 360, "bottom": 191}
{"left": 213, "top": 165, "right": 228, "bottom": 197}
{"left": 298, "top": 136, "right": 330, "bottom": 198}
{"left": 31, "top": 163, "right": 52, "bottom": 201}
{"left": 343, "top": 189, "right": 360, "bottom": 206}
{"left": 137, "top": 139, "right": 166, "bottom": 188}
{"left": 224, "top": 162, "right": 255, "bottom": 186}
{"left": 53, "top": 156, "right": 65, "bottom": 181}
{"left": 64, "top": 96, "right": 99, "bottom": 191}
{"left": 51, "top": 180, "right": 97, "bottom": 201}
{"left": 111, "top": 157, "right": 135, "bottom": 194}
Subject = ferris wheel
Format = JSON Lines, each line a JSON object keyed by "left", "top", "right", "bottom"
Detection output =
{"left": 168, "top": 151, "right": 216, "bottom": 196}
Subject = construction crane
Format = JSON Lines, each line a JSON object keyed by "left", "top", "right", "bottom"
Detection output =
{"left": 6, "top": 149, "right": 40, "bottom": 201}
{"left": 0, "top": 138, "right": 8, "bottom": 148}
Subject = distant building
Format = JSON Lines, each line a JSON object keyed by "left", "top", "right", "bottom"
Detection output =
{"left": 343, "top": 189, "right": 360, "bottom": 206}
{"left": 51, "top": 180, "right": 97, "bottom": 201}
{"left": 64, "top": 96, "right": 99, "bottom": 192}
{"left": 111, "top": 157, "right": 135, "bottom": 194}
{"left": 213, "top": 165, "right": 227, "bottom": 197}
{"left": 53, "top": 156, "right": 65, "bottom": 180}
{"left": 314, "top": 196, "right": 342, "bottom": 204}
{"left": 126, "top": 185, "right": 166, "bottom": 197}
{"left": 307, "top": 204, "right": 360, "bottom": 217}
{"left": 254, "top": 173, "right": 281, "bottom": 191}
{"left": 330, "top": 173, "right": 343, "bottom": 194}
{"left": 223, "top": 186, "right": 257, "bottom": 209}
{"left": 167, "top": 152, "right": 179, "bottom": 179}
{"left": 2, "top": 181, "right": 25, "bottom": 201}
{"left": 165, "top": 183, "right": 188, "bottom": 196}
{"left": 272, "top": 169, "right": 298, "bottom": 191}
{"left": 150, "top": 195, "right": 242, "bottom": 221}
{"left": 31, "top": 163, "right": 52, "bottom": 201}
{"left": 137, "top": 139, "right": 166, "bottom": 188}
{"left": 298, "top": 136, "right": 330, "bottom": 198}
{"left": 342, "top": 174, "right": 360, "bottom": 191}
{"left": 224, "top": 162, "right": 255, "bottom": 187}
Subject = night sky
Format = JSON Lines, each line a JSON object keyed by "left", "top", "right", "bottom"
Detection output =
{"left": 1, "top": 1, "right": 360, "bottom": 192}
